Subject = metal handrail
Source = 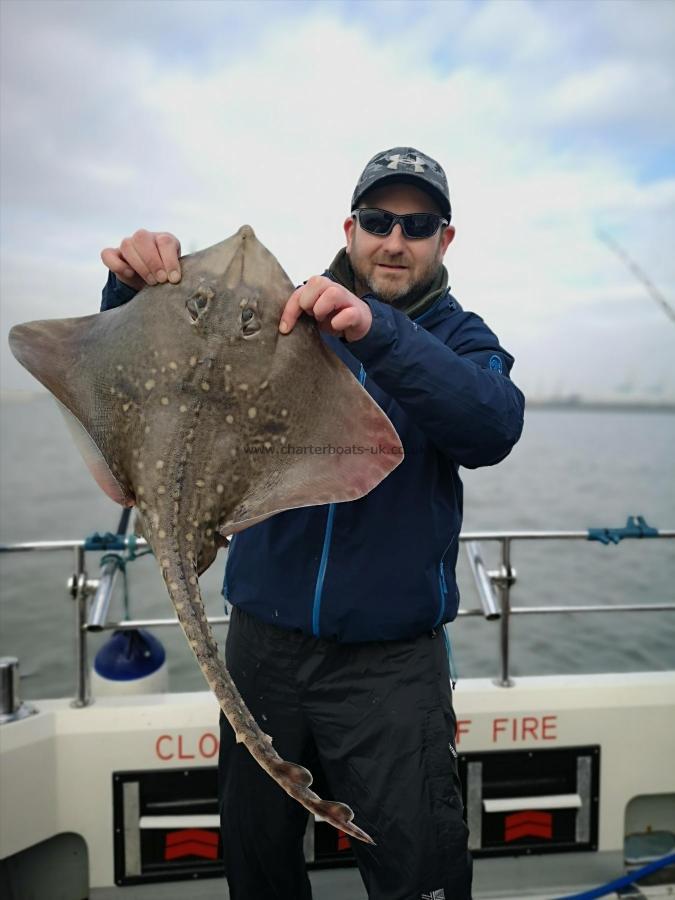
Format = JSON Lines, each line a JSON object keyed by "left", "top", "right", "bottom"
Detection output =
{"left": 1, "top": 528, "right": 674, "bottom": 702}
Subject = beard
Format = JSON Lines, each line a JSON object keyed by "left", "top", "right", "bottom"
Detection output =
{"left": 349, "top": 241, "right": 443, "bottom": 309}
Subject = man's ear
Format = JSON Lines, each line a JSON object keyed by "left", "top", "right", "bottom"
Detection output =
{"left": 344, "top": 215, "right": 355, "bottom": 253}
{"left": 439, "top": 225, "right": 455, "bottom": 257}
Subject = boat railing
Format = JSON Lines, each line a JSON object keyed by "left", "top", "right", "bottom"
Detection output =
{"left": 1, "top": 523, "right": 674, "bottom": 706}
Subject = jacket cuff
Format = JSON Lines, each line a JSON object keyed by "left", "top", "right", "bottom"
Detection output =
{"left": 345, "top": 296, "right": 401, "bottom": 362}
{"left": 100, "top": 271, "right": 139, "bottom": 311}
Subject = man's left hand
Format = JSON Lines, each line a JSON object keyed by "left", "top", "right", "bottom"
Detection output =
{"left": 279, "top": 276, "right": 372, "bottom": 342}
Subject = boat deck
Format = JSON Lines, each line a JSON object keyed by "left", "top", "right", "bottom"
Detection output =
{"left": 90, "top": 849, "right": 662, "bottom": 900}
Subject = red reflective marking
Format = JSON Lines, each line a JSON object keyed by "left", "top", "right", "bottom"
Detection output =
{"left": 166, "top": 829, "right": 219, "bottom": 848}
{"left": 337, "top": 831, "right": 351, "bottom": 852}
{"left": 505, "top": 810, "right": 553, "bottom": 827}
{"left": 164, "top": 829, "right": 219, "bottom": 860}
{"left": 505, "top": 822, "right": 553, "bottom": 841}
{"left": 504, "top": 810, "right": 553, "bottom": 841}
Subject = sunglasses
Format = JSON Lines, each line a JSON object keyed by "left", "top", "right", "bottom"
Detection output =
{"left": 352, "top": 208, "right": 449, "bottom": 240}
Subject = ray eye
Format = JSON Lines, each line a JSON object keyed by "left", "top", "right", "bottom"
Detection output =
{"left": 241, "top": 306, "right": 261, "bottom": 337}
{"left": 186, "top": 287, "right": 213, "bottom": 322}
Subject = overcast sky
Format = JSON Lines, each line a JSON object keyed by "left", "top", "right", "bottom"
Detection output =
{"left": 1, "top": 0, "right": 674, "bottom": 398}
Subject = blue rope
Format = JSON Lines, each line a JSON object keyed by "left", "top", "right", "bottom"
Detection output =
{"left": 88, "top": 530, "right": 153, "bottom": 621}
{"left": 83, "top": 531, "right": 127, "bottom": 552}
{"left": 587, "top": 515, "right": 659, "bottom": 545}
{"left": 554, "top": 851, "right": 675, "bottom": 899}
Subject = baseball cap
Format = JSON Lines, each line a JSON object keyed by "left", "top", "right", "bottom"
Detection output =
{"left": 351, "top": 147, "right": 451, "bottom": 221}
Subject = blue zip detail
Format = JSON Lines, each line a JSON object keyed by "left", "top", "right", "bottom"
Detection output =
{"left": 311, "top": 364, "right": 367, "bottom": 637}
{"left": 436, "top": 560, "right": 448, "bottom": 628}
{"left": 312, "top": 505, "right": 336, "bottom": 636}
{"left": 442, "top": 625, "right": 458, "bottom": 688}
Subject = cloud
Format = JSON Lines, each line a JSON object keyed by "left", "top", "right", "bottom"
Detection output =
{"left": 1, "top": 0, "right": 674, "bottom": 399}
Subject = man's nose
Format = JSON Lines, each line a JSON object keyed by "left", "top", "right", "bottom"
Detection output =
{"left": 381, "top": 223, "right": 407, "bottom": 251}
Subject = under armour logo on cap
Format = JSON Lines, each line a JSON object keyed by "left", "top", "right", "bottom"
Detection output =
{"left": 386, "top": 152, "right": 426, "bottom": 173}
{"left": 351, "top": 146, "right": 452, "bottom": 220}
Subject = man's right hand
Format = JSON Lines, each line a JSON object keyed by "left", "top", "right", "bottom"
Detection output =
{"left": 101, "top": 230, "right": 182, "bottom": 291}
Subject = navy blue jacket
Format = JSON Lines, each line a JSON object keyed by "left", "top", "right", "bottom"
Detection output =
{"left": 101, "top": 270, "right": 525, "bottom": 643}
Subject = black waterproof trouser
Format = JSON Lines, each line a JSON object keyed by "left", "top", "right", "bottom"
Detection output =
{"left": 218, "top": 606, "right": 473, "bottom": 900}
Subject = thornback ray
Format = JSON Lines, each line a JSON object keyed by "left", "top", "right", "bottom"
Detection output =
{"left": 8, "top": 224, "right": 403, "bottom": 845}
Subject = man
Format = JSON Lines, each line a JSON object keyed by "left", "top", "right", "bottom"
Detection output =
{"left": 101, "top": 147, "right": 525, "bottom": 900}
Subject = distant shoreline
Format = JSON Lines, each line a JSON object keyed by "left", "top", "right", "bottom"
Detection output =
{"left": 526, "top": 399, "right": 675, "bottom": 413}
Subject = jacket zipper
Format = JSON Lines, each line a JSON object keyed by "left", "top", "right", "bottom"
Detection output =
{"left": 311, "top": 363, "right": 367, "bottom": 637}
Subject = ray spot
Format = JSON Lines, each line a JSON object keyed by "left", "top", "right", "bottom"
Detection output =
{"left": 122, "top": 402, "right": 131, "bottom": 412}
{"left": 226, "top": 414, "right": 234, "bottom": 424}
{"left": 156, "top": 460, "right": 165, "bottom": 469}
{"left": 186, "top": 533, "right": 194, "bottom": 542}
{"left": 137, "top": 486, "right": 145, "bottom": 496}
{"left": 158, "top": 529, "right": 166, "bottom": 539}
{"left": 281, "top": 409, "right": 288, "bottom": 417}
{"left": 169, "top": 361, "right": 178, "bottom": 370}
{"left": 201, "top": 382, "right": 210, "bottom": 392}
{"left": 189, "top": 575, "right": 197, "bottom": 586}
{"left": 169, "top": 582, "right": 179, "bottom": 591}
{"left": 196, "top": 479, "right": 205, "bottom": 487}
{"left": 189, "top": 356, "right": 197, "bottom": 367}
{"left": 225, "top": 364, "right": 232, "bottom": 372}
{"left": 145, "top": 379, "right": 155, "bottom": 390}
{"left": 238, "top": 383, "right": 248, "bottom": 391}
{"left": 248, "top": 407, "right": 257, "bottom": 419}
{"left": 161, "top": 397, "right": 169, "bottom": 405}
{"left": 179, "top": 404, "right": 188, "bottom": 413}
{"left": 216, "top": 484, "right": 224, "bottom": 494}
{"left": 157, "top": 485, "right": 166, "bottom": 495}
